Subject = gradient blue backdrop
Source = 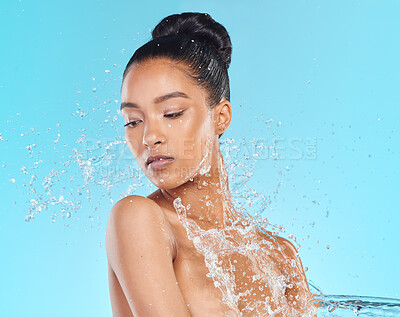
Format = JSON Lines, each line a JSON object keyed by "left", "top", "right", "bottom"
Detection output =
{"left": 1, "top": 1, "right": 399, "bottom": 316}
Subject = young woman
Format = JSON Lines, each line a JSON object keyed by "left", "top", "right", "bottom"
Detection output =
{"left": 106, "top": 12, "right": 316, "bottom": 316}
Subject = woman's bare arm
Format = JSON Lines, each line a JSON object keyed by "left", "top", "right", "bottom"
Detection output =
{"left": 106, "top": 195, "right": 191, "bottom": 317}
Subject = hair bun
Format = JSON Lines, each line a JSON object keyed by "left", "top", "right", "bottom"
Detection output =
{"left": 152, "top": 12, "right": 232, "bottom": 69}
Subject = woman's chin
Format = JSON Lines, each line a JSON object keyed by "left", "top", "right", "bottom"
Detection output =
{"left": 149, "top": 175, "right": 195, "bottom": 190}
{"left": 143, "top": 163, "right": 207, "bottom": 190}
{"left": 147, "top": 177, "right": 179, "bottom": 190}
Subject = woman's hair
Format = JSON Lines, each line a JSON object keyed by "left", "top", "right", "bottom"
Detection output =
{"left": 122, "top": 12, "right": 232, "bottom": 138}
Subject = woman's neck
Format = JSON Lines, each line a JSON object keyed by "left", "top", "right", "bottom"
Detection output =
{"left": 159, "top": 148, "right": 236, "bottom": 229}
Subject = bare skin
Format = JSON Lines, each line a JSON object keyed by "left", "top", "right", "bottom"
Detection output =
{"left": 105, "top": 57, "right": 315, "bottom": 316}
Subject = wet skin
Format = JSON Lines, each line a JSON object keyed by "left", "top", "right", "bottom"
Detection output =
{"left": 105, "top": 58, "right": 314, "bottom": 316}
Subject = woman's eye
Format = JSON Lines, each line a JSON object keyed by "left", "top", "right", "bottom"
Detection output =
{"left": 164, "top": 111, "right": 184, "bottom": 118}
{"left": 124, "top": 111, "right": 183, "bottom": 128}
{"left": 124, "top": 120, "right": 141, "bottom": 128}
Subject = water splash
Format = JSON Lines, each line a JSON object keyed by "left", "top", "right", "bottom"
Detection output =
{"left": 198, "top": 134, "right": 213, "bottom": 175}
{"left": 4, "top": 107, "right": 399, "bottom": 315}
{"left": 314, "top": 294, "right": 400, "bottom": 316}
{"left": 169, "top": 137, "right": 400, "bottom": 316}
{"left": 171, "top": 144, "right": 317, "bottom": 316}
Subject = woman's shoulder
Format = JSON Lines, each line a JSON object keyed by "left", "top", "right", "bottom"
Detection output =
{"left": 256, "top": 228, "right": 299, "bottom": 259}
{"left": 107, "top": 194, "right": 173, "bottom": 233}
{"left": 112, "top": 194, "right": 158, "bottom": 210}
{"left": 274, "top": 235, "right": 299, "bottom": 257}
{"left": 108, "top": 194, "right": 168, "bottom": 224}
{"left": 106, "top": 194, "right": 177, "bottom": 261}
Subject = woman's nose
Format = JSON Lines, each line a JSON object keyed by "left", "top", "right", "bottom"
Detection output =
{"left": 142, "top": 120, "right": 165, "bottom": 148}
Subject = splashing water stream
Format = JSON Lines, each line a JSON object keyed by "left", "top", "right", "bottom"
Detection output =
{"left": 168, "top": 142, "right": 400, "bottom": 315}
{"left": 172, "top": 139, "right": 317, "bottom": 316}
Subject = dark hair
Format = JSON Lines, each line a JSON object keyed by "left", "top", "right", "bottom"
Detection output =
{"left": 122, "top": 12, "right": 232, "bottom": 138}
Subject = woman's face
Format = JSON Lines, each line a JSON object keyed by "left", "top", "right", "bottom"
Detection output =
{"left": 120, "top": 58, "right": 218, "bottom": 189}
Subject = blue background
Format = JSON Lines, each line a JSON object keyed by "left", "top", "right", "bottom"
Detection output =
{"left": 1, "top": 1, "right": 399, "bottom": 316}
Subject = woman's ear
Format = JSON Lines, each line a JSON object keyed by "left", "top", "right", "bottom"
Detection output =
{"left": 213, "top": 99, "right": 232, "bottom": 136}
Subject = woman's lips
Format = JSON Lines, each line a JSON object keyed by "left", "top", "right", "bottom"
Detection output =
{"left": 147, "top": 158, "right": 175, "bottom": 171}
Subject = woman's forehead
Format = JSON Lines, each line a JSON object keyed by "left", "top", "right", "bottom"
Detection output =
{"left": 121, "top": 59, "right": 205, "bottom": 104}
{"left": 125, "top": 58, "right": 190, "bottom": 82}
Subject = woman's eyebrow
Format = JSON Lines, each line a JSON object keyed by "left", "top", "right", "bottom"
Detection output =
{"left": 120, "top": 91, "right": 190, "bottom": 110}
{"left": 154, "top": 91, "right": 190, "bottom": 104}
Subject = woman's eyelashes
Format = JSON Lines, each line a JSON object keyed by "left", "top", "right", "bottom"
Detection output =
{"left": 124, "top": 111, "right": 185, "bottom": 128}
{"left": 124, "top": 120, "right": 141, "bottom": 128}
{"left": 164, "top": 110, "right": 185, "bottom": 118}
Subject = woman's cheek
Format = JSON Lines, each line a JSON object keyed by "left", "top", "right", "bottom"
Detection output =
{"left": 125, "top": 132, "right": 141, "bottom": 157}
